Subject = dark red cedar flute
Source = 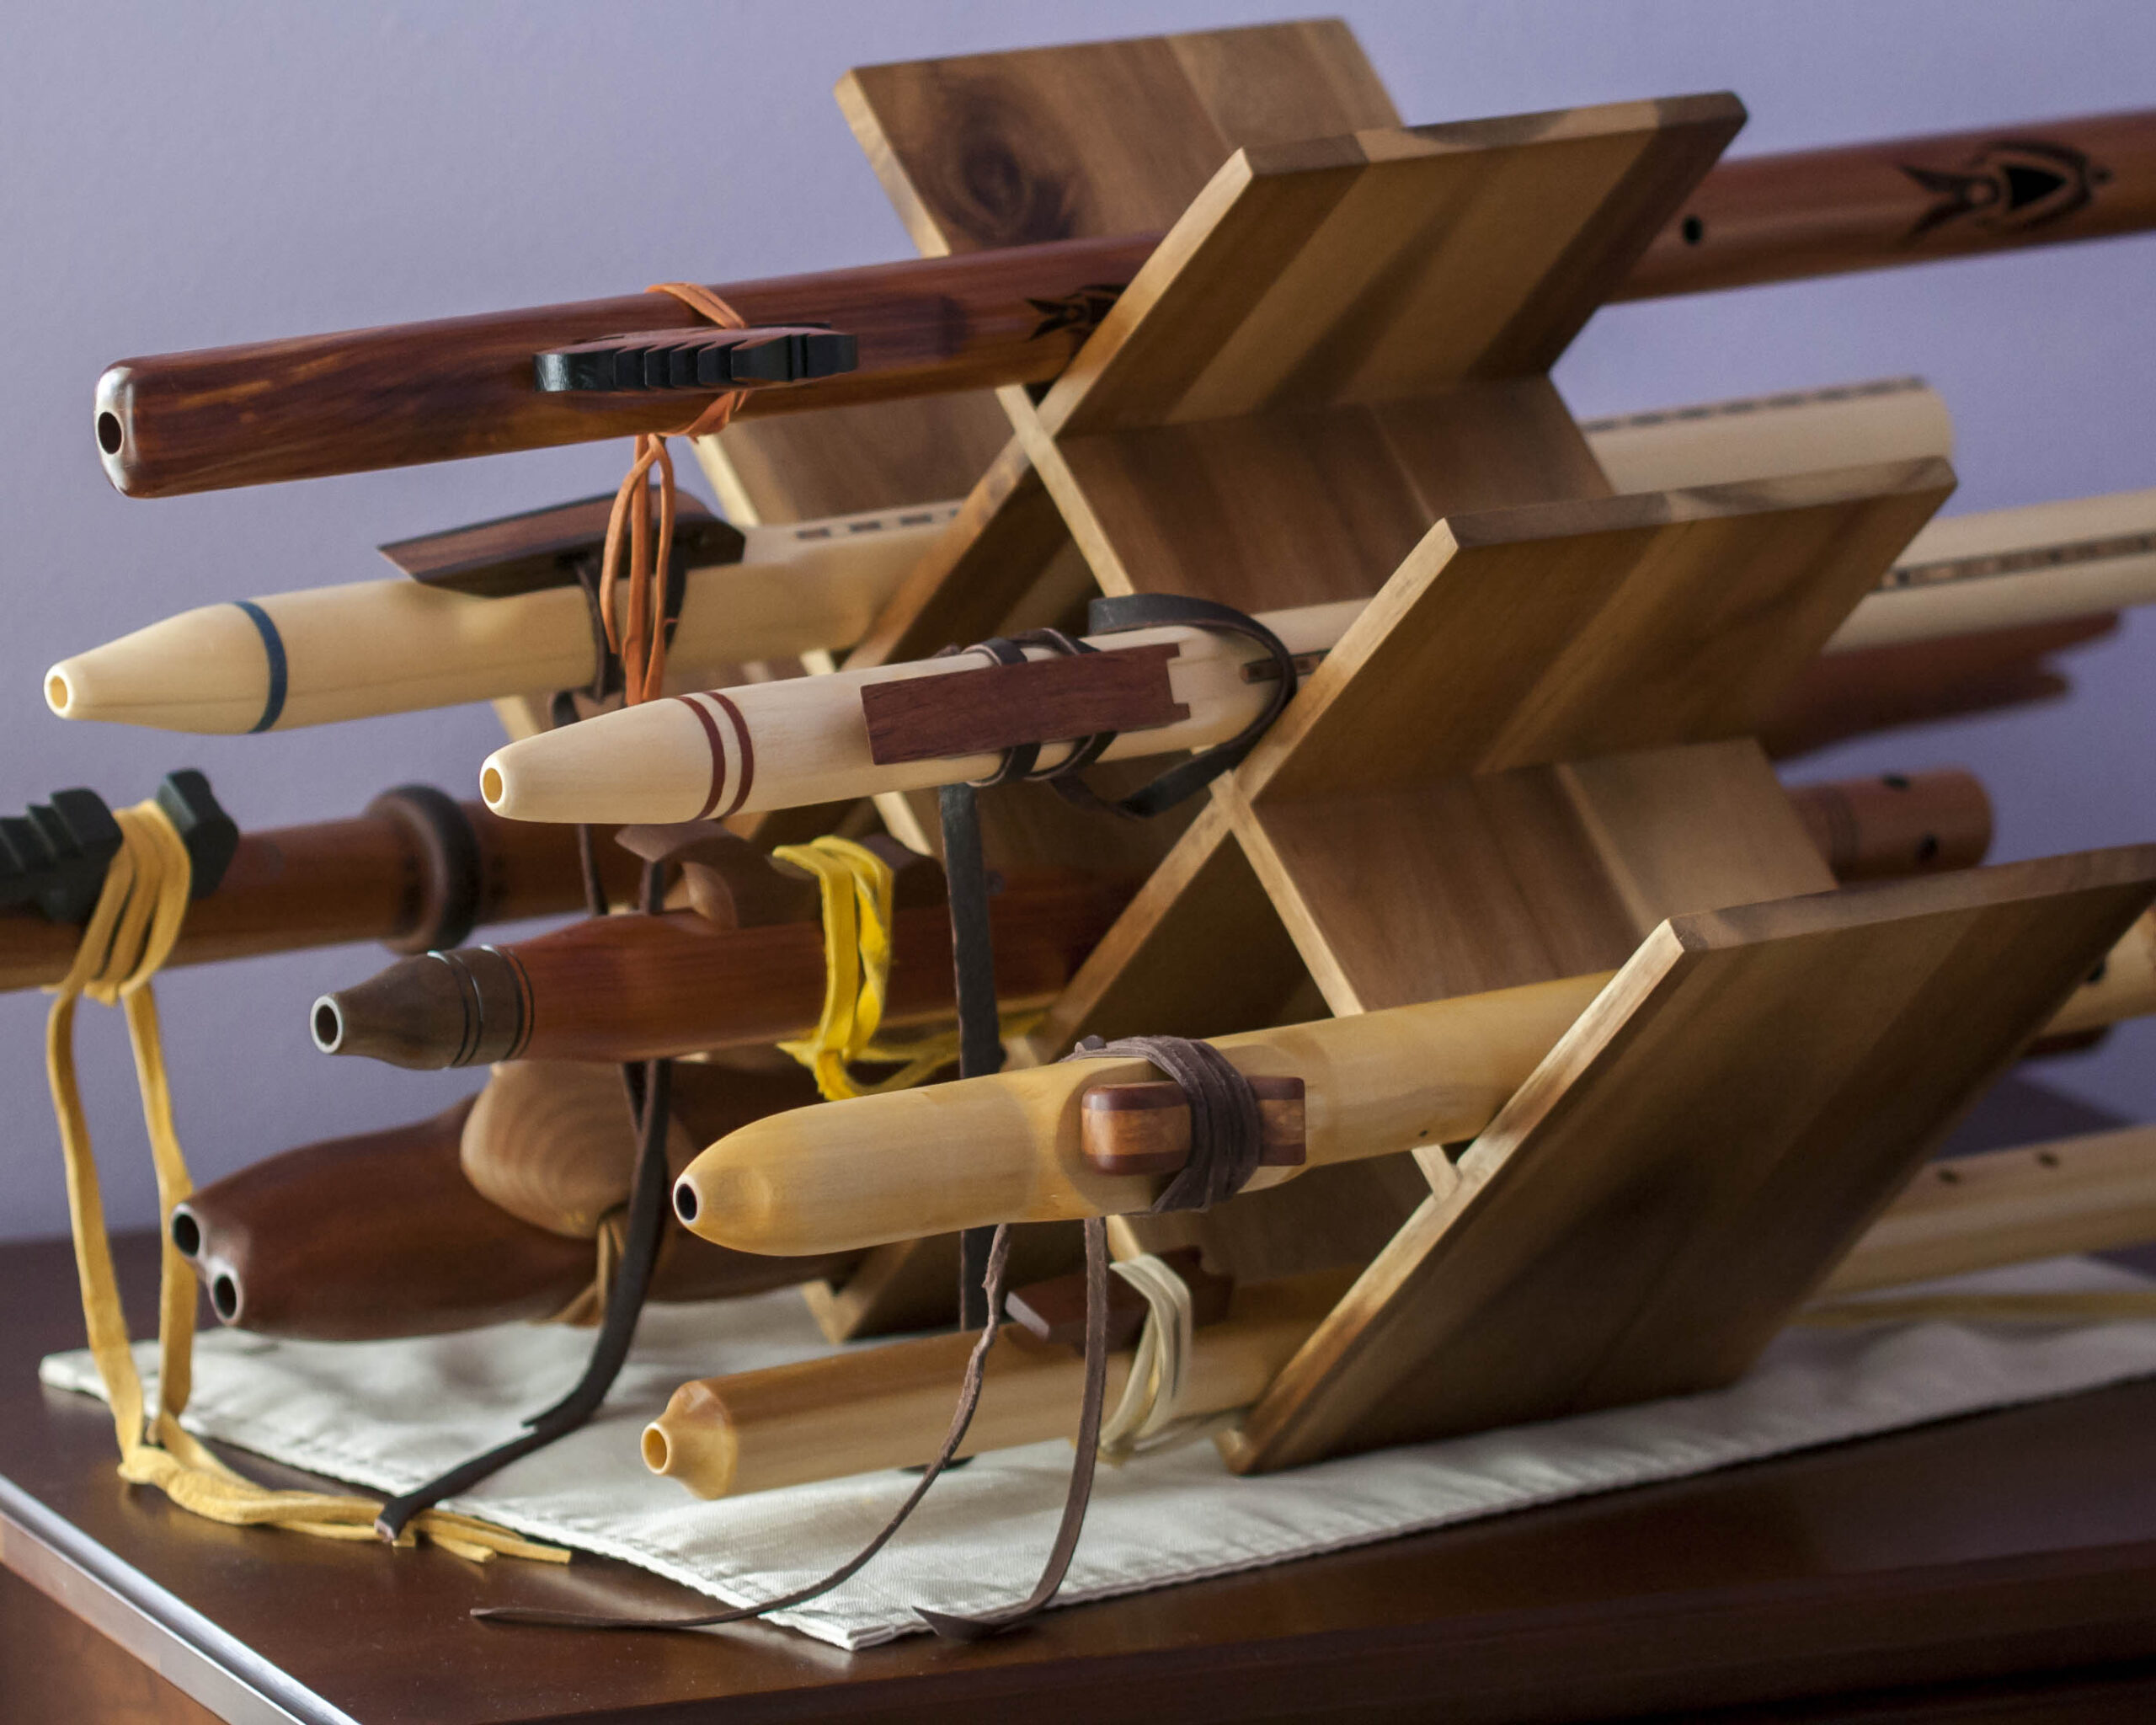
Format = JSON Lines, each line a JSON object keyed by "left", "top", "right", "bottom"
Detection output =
{"left": 0, "top": 788, "right": 638, "bottom": 994}
{"left": 310, "top": 868, "right": 1134, "bottom": 1069}
{"left": 173, "top": 1091, "right": 866, "bottom": 1342}
{"left": 98, "top": 109, "right": 2156, "bottom": 499}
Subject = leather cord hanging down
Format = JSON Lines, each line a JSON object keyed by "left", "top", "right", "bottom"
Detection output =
{"left": 480, "top": 591, "right": 1297, "bottom": 1637}
{"left": 382, "top": 446, "right": 713, "bottom": 1536}
{"left": 43, "top": 799, "right": 560, "bottom": 1566}
{"left": 378, "top": 856, "right": 674, "bottom": 1542}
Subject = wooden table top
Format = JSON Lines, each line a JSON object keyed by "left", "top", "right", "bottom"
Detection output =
{"left": 6, "top": 1173, "right": 2156, "bottom": 1722}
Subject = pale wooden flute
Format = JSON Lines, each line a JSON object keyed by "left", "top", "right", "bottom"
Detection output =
{"left": 44, "top": 504, "right": 953, "bottom": 734}
{"left": 479, "top": 483, "right": 2156, "bottom": 828}
{"left": 672, "top": 911, "right": 2156, "bottom": 1258}
{"left": 45, "top": 377, "right": 1946, "bottom": 735}
{"left": 648, "top": 1124, "right": 2156, "bottom": 1498}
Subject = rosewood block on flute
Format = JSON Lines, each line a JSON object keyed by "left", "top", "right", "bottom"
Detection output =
{"left": 311, "top": 867, "right": 1131, "bottom": 1069}
{"left": 94, "top": 109, "right": 2156, "bottom": 499}
{"left": 0, "top": 784, "right": 635, "bottom": 994}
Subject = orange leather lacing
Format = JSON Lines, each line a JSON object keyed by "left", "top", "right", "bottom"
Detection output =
{"left": 598, "top": 282, "right": 748, "bottom": 706}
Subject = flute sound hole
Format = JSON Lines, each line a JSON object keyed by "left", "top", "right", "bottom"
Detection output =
{"left": 1681, "top": 215, "right": 1705, "bottom": 245}
{"left": 97, "top": 411, "right": 124, "bottom": 454}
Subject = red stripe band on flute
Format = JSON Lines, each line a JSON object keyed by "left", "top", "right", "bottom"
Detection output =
{"left": 675, "top": 695, "right": 729, "bottom": 820}
{"left": 707, "top": 692, "right": 755, "bottom": 819}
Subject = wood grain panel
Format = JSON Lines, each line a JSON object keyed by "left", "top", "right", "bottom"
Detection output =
{"left": 839, "top": 21, "right": 1399, "bottom": 257}
{"left": 1231, "top": 847, "right": 2156, "bottom": 1471}
{"left": 1243, "top": 460, "right": 1955, "bottom": 802}
{"left": 1038, "top": 96, "right": 1743, "bottom": 436}
{"left": 1235, "top": 740, "right": 1830, "bottom": 1012}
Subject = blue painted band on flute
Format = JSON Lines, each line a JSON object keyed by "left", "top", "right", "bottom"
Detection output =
{"left": 232, "top": 601, "right": 288, "bottom": 732}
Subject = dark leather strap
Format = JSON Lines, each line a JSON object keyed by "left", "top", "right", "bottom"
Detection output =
{"left": 938, "top": 781, "right": 1007, "bottom": 1330}
{"left": 475, "top": 1220, "right": 1071, "bottom": 1632}
{"left": 381, "top": 690, "right": 677, "bottom": 1539}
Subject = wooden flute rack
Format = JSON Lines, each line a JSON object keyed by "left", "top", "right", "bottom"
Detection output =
{"left": 691, "top": 23, "right": 2156, "bottom": 1458}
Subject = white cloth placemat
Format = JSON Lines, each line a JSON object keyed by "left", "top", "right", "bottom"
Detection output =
{"left": 40, "top": 1257, "right": 2156, "bottom": 1651}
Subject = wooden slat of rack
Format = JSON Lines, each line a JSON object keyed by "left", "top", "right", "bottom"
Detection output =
{"left": 1232, "top": 848, "right": 2156, "bottom": 1471}
{"left": 1241, "top": 462, "right": 1956, "bottom": 804}
{"left": 1038, "top": 97, "right": 1743, "bottom": 435}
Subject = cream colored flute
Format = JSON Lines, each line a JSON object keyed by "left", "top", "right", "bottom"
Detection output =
{"left": 42, "top": 503, "right": 958, "bottom": 734}
{"left": 44, "top": 378, "right": 1945, "bottom": 735}
{"left": 479, "top": 483, "right": 2156, "bottom": 827}
{"left": 670, "top": 913, "right": 2156, "bottom": 1258}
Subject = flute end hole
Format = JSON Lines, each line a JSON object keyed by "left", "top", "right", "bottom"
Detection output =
{"left": 211, "top": 1274, "right": 240, "bottom": 1321}
{"left": 481, "top": 766, "right": 504, "bottom": 806}
{"left": 642, "top": 1425, "right": 670, "bottom": 1472}
{"left": 312, "top": 999, "right": 343, "bottom": 1051}
{"left": 674, "top": 1181, "right": 699, "bottom": 1225}
{"left": 170, "top": 1211, "right": 201, "bottom": 1258}
{"left": 97, "top": 411, "right": 123, "bottom": 455}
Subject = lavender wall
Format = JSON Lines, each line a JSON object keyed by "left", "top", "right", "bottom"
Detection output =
{"left": 2, "top": 1, "right": 2149, "bottom": 1241}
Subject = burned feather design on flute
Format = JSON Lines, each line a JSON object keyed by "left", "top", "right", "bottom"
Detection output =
{"left": 1902, "top": 138, "right": 2111, "bottom": 238}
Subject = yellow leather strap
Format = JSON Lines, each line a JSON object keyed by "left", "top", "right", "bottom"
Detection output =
{"left": 45, "top": 800, "right": 564, "bottom": 1565}
{"left": 773, "top": 837, "right": 969, "bottom": 1100}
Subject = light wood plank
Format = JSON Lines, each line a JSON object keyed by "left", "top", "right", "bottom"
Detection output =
{"left": 1038, "top": 96, "right": 1743, "bottom": 436}
{"left": 1242, "top": 460, "right": 1955, "bottom": 803}
{"left": 1230, "top": 847, "right": 2156, "bottom": 1471}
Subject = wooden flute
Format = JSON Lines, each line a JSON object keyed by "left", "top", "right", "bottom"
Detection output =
{"left": 174, "top": 1070, "right": 865, "bottom": 1342}
{"left": 48, "top": 377, "right": 1950, "bottom": 735}
{"left": 307, "top": 772, "right": 1983, "bottom": 1072}
{"left": 44, "top": 500, "right": 954, "bottom": 734}
{"left": 476, "top": 486, "right": 2156, "bottom": 828}
{"left": 648, "top": 1125, "right": 2156, "bottom": 1498}
{"left": 310, "top": 867, "right": 1134, "bottom": 1070}
{"left": 670, "top": 902, "right": 2156, "bottom": 1259}
{"left": 95, "top": 109, "right": 2156, "bottom": 499}
{"left": 0, "top": 785, "right": 638, "bottom": 994}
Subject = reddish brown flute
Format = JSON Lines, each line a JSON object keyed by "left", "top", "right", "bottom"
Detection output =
{"left": 98, "top": 109, "right": 2156, "bottom": 499}
{"left": 312, "top": 868, "right": 1133, "bottom": 1069}
{"left": 0, "top": 788, "right": 638, "bottom": 993}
